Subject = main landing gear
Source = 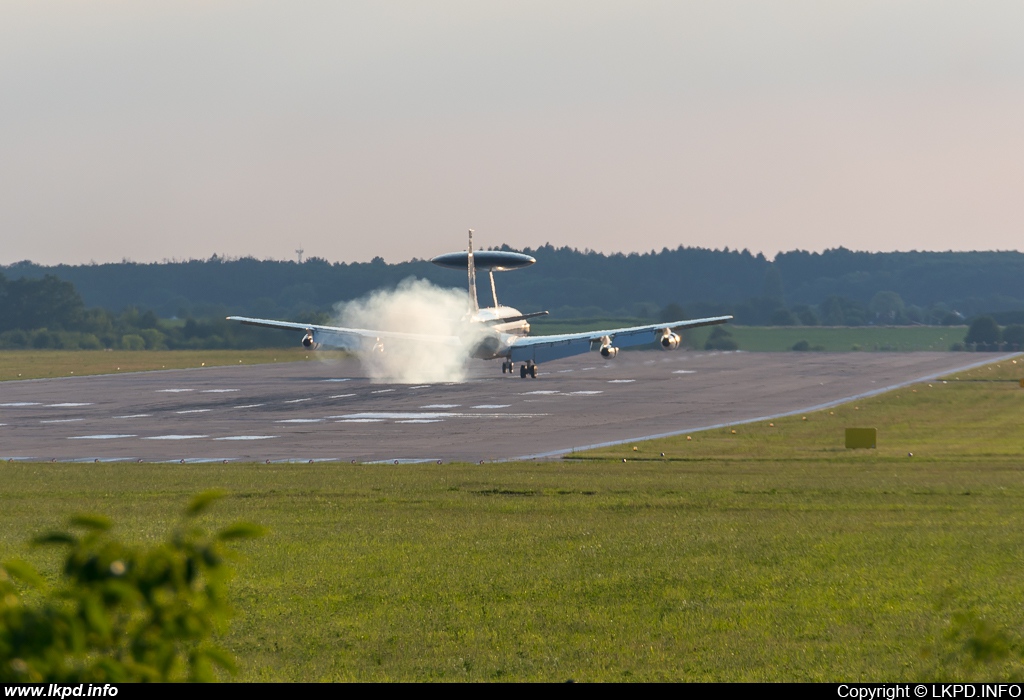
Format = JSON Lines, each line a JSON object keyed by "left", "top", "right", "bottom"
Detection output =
{"left": 501, "top": 360, "right": 537, "bottom": 378}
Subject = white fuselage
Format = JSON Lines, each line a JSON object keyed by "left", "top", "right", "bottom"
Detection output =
{"left": 465, "top": 305, "right": 531, "bottom": 360}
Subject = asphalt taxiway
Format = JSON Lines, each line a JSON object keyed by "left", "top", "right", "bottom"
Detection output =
{"left": 0, "top": 351, "right": 1004, "bottom": 463}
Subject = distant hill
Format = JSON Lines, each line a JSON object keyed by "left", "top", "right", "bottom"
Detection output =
{"left": 4, "top": 246, "right": 1024, "bottom": 323}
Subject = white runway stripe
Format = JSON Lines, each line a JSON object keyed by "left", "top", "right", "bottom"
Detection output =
{"left": 143, "top": 435, "right": 209, "bottom": 440}
{"left": 69, "top": 434, "right": 136, "bottom": 440}
{"left": 215, "top": 435, "right": 279, "bottom": 441}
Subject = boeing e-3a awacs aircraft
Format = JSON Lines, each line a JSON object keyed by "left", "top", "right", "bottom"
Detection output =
{"left": 227, "top": 231, "right": 732, "bottom": 379}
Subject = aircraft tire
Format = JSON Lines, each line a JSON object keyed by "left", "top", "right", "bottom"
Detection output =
{"left": 529, "top": 365, "right": 537, "bottom": 378}
{"left": 520, "top": 364, "right": 527, "bottom": 379}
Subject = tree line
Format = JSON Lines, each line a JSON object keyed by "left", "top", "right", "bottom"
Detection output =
{"left": 4, "top": 246, "right": 1024, "bottom": 325}
{"left": 0, "top": 272, "right": 305, "bottom": 350}
{"left": 3, "top": 246, "right": 1024, "bottom": 351}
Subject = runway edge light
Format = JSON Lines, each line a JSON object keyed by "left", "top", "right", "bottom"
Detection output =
{"left": 845, "top": 428, "right": 877, "bottom": 450}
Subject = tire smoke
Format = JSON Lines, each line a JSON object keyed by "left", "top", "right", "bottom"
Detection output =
{"left": 332, "top": 278, "right": 488, "bottom": 384}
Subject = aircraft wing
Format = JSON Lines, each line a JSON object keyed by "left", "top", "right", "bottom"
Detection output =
{"left": 507, "top": 315, "right": 733, "bottom": 364}
{"left": 226, "top": 316, "right": 461, "bottom": 349}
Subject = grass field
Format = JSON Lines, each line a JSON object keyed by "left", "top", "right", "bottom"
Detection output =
{"left": 0, "top": 348, "right": 346, "bottom": 382}
{"left": 0, "top": 325, "right": 977, "bottom": 383}
{"left": 530, "top": 320, "right": 968, "bottom": 352}
{"left": 2, "top": 356, "right": 1023, "bottom": 680}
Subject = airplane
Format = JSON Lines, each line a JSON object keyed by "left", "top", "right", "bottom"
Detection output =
{"left": 227, "top": 231, "right": 732, "bottom": 379}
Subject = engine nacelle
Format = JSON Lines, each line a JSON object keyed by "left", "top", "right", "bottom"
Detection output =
{"left": 600, "top": 344, "right": 619, "bottom": 358}
{"left": 659, "top": 329, "right": 681, "bottom": 350}
{"left": 301, "top": 331, "right": 317, "bottom": 349}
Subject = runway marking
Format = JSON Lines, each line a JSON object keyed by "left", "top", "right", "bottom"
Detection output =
{"left": 69, "top": 434, "right": 137, "bottom": 440}
{"left": 556, "top": 369, "right": 575, "bottom": 373}
{"left": 142, "top": 435, "right": 209, "bottom": 440}
{"left": 215, "top": 435, "right": 279, "bottom": 441}
{"left": 422, "top": 404, "right": 459, "bottom": 408}
{"left": 336, "top": 412, "right": 456, "bottom": 420}
{"left": 47, "top": 403, "right": 93, "bottom": 407}
{"left": 581, "top": 367, "right": 596, "bottom": 371}
{"left": 116, "top": 414, "right": 151, "bottom": 419}
{"left": 323, "top": 378, "right": 351, "bottom": 382}
{"left": 275, "top": 418, "right": 323, "bottom": 423}
{"left": 569, "top": 390, "right": 603, "bottom": 395}
{"left": 372, "top": 389, "right": 396, "bottom": 394}
{"left": 41, "top": 418, "right": 84, "bottom": 424}
{"left": 521, "top": 390, "right": 559, "bottom": 395}
{"left": 0, "top": 402, "right": 42, "bottom": 407}
{"left": 284, "top": 398, "right": 312, "bottom": 404}
{"left": 408, "top": 385, "right": 431, "bottom": 389}
{"left": 472, "top": 404, "right": 511, "bottom": 409}
{"left": 335, "top": 418, "right": 385, "bottom": 423}
{"left": 397, "top": 419, "right": 445, "bottom": 424}
{"left": 608, "top": 379, "right": 636, "bottom": 383}
{"left": 157, "top": 389, "right": 193, "bottom": 393}
{"left": 176, "top": 409, "right": 212, "bottom": 414}
{"left": 672, "top": 370, "right": 696, "bottom": 374}
{"left": 329, "top": 394, "right": 356, "bottom": 399}
{"left": 201, "top": 389, "right": 238, "bottom": 393}
{"left": 233, "top": 404, "right": 265, "bottom": 409}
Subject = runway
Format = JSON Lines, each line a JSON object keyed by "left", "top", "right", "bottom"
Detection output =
{"left": 0, "top": 351, "right": 1002, "bottom": 463}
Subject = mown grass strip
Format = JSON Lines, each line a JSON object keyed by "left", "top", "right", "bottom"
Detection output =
{"left": 0, "top": 348, "right": 351, "bottom": 381}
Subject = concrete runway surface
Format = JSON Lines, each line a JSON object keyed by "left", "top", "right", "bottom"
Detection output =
{"left": 0, "top": 351, "right": 1000, "bottom": 463}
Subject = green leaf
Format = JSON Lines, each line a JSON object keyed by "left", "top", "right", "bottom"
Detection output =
{"left": 216, "top": 522, "right": 266, "bottom": 541}
{"left": 186, "top": 490, "right": 228, "bottom": 517}
{"left": 68, "top": 514, "right": 113, "bottom": 531}
{"left": 3, "top": 558, "right": 45, "bottom": 588}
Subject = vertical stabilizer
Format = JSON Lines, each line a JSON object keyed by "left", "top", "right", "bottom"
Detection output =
{"left": 467, "top": 229, "right": 479, "bottom": 312}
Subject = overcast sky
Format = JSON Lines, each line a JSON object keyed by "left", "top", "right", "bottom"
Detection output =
{"left": 2, "top": 1, "right": 1022, "bottom": 265}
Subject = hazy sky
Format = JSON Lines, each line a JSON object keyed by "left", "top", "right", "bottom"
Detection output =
{"left": 2, "top": 1, "right": 1022, "bottom": 265}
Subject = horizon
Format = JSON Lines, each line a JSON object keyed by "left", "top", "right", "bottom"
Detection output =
{"left": 4, "top": 243, "right": 1024, "bottom": 269}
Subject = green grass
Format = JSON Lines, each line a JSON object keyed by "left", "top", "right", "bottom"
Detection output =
{"left": 690, "top": 325, "right": 965, "bottom": 352}
{"left": 0, "top": 348, "right": 349, "bottom": 382}
{"left": 3, "top": 359, "right": 1024, "bottom": 680}
{"left": 531, "top": 319, "right": 969, "bottom": 352}
{"left": 0, "top": 326, "right": 976, "bottom": 384}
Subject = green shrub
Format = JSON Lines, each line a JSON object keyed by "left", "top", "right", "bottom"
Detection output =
{"left": 0, "top": 492, "right": 263, "bottom": 682}
{"left": 120, "top": 334, "right": 145, "bottom": 351}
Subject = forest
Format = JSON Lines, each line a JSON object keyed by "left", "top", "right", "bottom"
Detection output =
{"left": 3, "top": 246, "right": 1024, "bottom": 350}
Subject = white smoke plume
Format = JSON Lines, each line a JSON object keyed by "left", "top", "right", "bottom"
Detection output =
{"left": 332, "top": 278, "right": 490, "bottom": 384}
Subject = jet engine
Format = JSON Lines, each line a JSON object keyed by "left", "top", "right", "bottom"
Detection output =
{"left": 659, "top": 329, "right": 681, "bottom": 350}
{"left": 301, "top": 331, "right": 317, "bottom": 349}
{"left": 599, "top": 336, "right": 619, "bottom": 358}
